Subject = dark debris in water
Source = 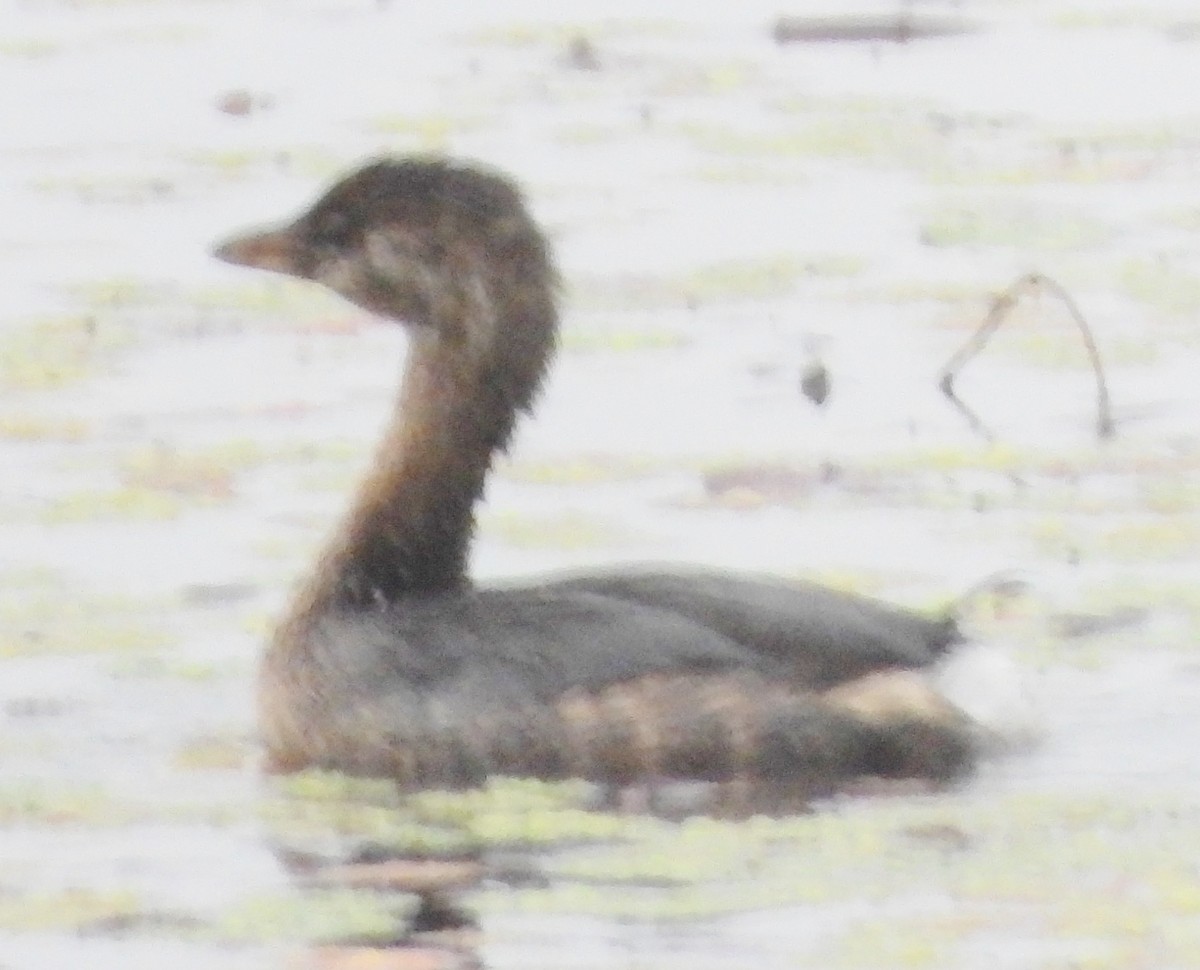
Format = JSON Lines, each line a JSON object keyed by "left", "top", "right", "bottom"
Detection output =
{"left": 77, "top": 909, "right": 207, "bottom": 938}
{"left": 1047, "top": 606, "right": 1151, "bottom": 640}
{"left": 771, "top": 13, "right": 980, "bottom": 45}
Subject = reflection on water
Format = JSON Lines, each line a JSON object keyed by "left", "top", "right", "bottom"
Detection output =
{"left": 6, "top": 636, "right": 1198, "bottom": 969}
{"left": 256, "top": 688, "right": 1200, "bottom": 969}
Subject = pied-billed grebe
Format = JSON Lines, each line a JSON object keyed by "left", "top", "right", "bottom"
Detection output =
{"left": 213, "top": 157, "right": 978, "bottom": 794}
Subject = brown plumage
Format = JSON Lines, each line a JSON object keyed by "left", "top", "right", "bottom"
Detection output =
{"left": 213, "top": 157, "right": 976, "bottom": 796}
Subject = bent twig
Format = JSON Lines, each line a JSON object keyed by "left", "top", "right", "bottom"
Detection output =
{"left": 938, "top": 273, "right": 1115, "bottom": 442}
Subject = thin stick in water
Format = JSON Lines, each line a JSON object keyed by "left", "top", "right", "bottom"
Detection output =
{"left": 938, "top": 272, "right": 1115, "bottom": 442}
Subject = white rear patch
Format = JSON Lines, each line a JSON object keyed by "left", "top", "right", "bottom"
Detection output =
{"left": 934, "top": 640, "right": 1043, "bottom": 752}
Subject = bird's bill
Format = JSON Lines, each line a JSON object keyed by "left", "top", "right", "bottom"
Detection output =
{"left": 211, "top": 223, "right": 306, "bottom": 278}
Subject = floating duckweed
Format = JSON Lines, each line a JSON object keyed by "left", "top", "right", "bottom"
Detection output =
{"left": 874, "top": 442, "right": 1030, "bottom": 475}
{"left": 263, "top": 795, "right": 471, "bottom": 856}
{"left": 1076, "top": 580, "right": 1200, "bottom": 629}
{"left": 274, "top": 770, "right": 402, "bottom": 807}
{"left": 1152, "top": 872, "right": 1200, "bottom": 915}
{"left": 1097, "top": 517, "right": 1200, "bottom": 561}
{"left": 672, "top": 114, "right": 940, "bottom": 167}
{"left": 118, "top": 441, "right": 265, "bottom": 501}
{"left": 31, "top": 173, "right": 175, "bottom": 205}
{"left": 1139, "top": 479, "right": 1200, "bottom": 514}
{"left": 570, "top": 254, "right": 863, "bottom": 313}
{"left": 467, "top": 805, "right": 637, "bottom": 848}
{"left": 560, "top": 326, "right": 689, "bottom": 352}
{"left": 264, "top": 772, "right": 472, "bottom": 855}
{"left": 647, "top": 60, "right": 760, "bottom": 98}
{"left": 1117, "top": 258, "right": 1200, "bottom": 315}
{"left": 266, "top": 774, "right": 654, "bottom": 858}
{"left": 499, "top": 453, "right": 670, "bottom": 485}
{"left": 0, "top": 889, "right": 143, "bottom": 932}
{"left": 462, "top": 19, "right": 682, "bottom": 48}
{"left": 369, "top": 113, "right": 481, "bottom": 150}
{"left": 0, "top": 590, "right": 169, "bottom": 657}
{"left": 0, "top": 37, "right": 59, "bottom": 58}
{"left": 172, "top": 735, "right": 252, "bottom": 772}
{"left": 41, "top": 487, "right": 185, "bottom": 523}
{"left": 411, "top": 776, "right": 594, "bottom": 820}
{"left": 919, "top": 198, "right": 1113, "bottom": 250}
{"left": 107, "top": 654, "right": 226, "bottom": 681}
{"left": 185, "top": 279, "right": 348, "bottom": 322}
{"left": 0, "top": 782, "right": 140, "bottom": 827}
{"left": 65, "top": 277, "right": 157, "bottom": 307}
{"left": 0, "top": 413, "right": 90, "bottom": 441}
{"left": 479, "top": 509, "right": 643, "bottom": 550}
{"left": 216, "top": 888, "right": 407, "bottom": 944}
{"left": 0, "top": 315, "right": 132, "bottom": 390}
{"left": 1157, "top": 204, "right": 1200, "bottom": 232}
{"left": 685, "top": 254, "right": 864, "bottom": 299}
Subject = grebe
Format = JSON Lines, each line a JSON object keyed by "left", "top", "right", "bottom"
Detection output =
{"left": 213, "top": 157, "right": 975, "bottom": 794}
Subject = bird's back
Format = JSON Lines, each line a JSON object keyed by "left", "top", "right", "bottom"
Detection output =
{"left": 260, "top": 577, "right": 974, "bottom": 795}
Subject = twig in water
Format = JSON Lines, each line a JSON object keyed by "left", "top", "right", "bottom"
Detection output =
{"left": 938, "top": 272, "right": 1115, "bottom": 442}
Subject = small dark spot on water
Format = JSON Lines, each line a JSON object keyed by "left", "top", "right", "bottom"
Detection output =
{"left": 563, "top": 36, "right": 601, "bottom": 72}
{"left": 901, "top": 821, "right": 972, "bottom": 851}
{"left": 1048, "top": 607, "right": 1150, "bottom": 640}
{"left": 78, "top": 910, "right": 206, "bottom": 937}
{"left": 771, "top": 13, "right": 980, "bottom": 45}
{"left": 410, "top": 893, "right": 476, "bottom": 934}
{"left": 5, "top": 696, "right": 73, "bottom": 717}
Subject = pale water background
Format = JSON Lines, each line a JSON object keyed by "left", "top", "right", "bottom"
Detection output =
{"left": 2, "top": 1, "right": 1200, "bottom": 967}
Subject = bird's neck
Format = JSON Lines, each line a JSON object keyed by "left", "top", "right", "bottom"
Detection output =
{"left": 278, "top": 271, "right": 557, "bottom": 629}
